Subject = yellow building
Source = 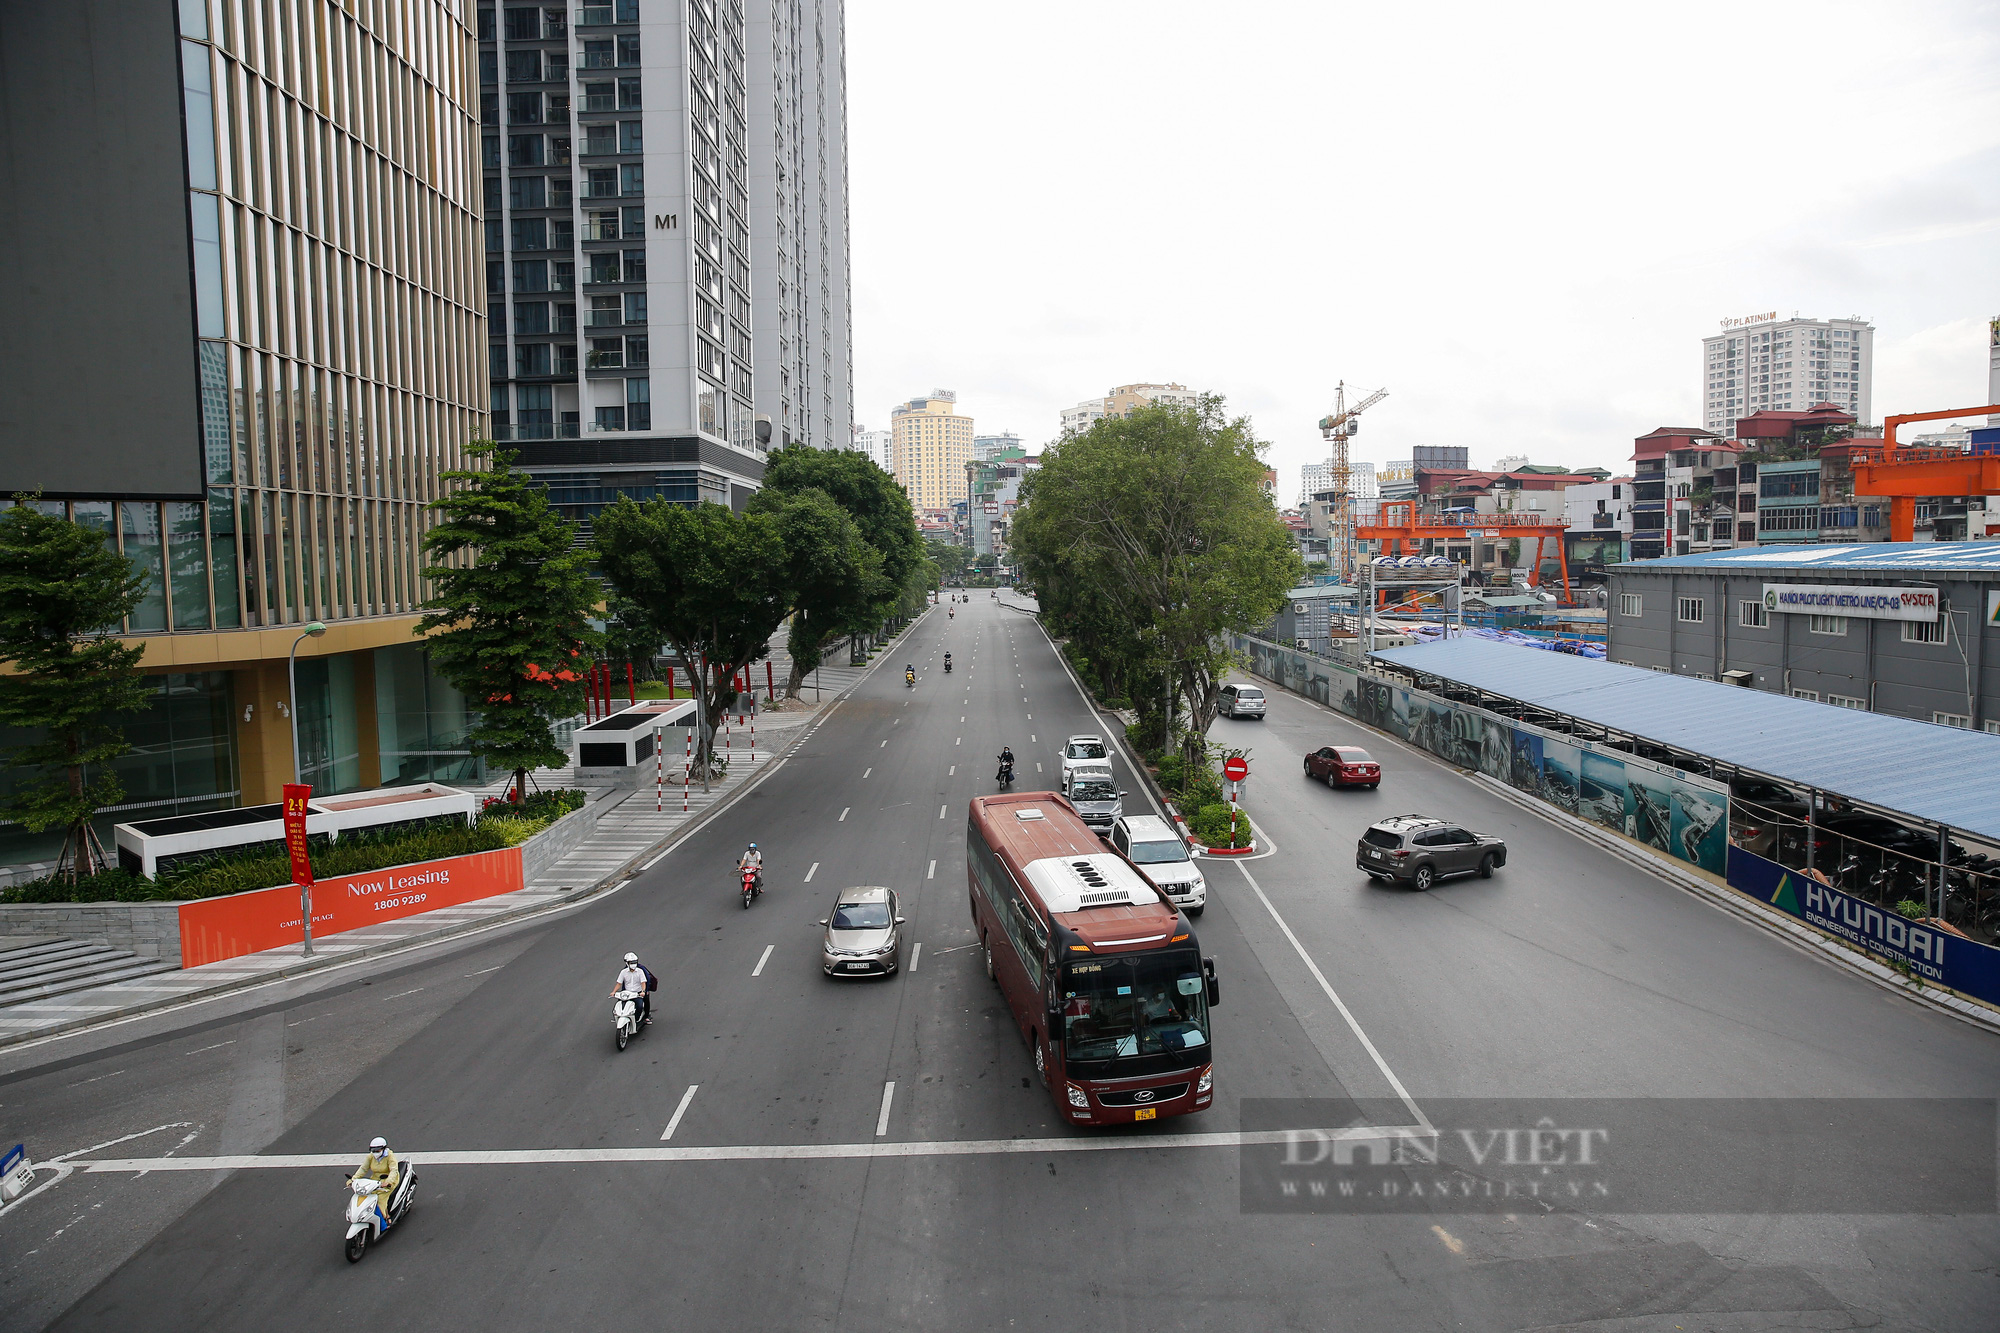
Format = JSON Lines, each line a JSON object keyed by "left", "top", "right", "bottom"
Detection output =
{"left": 891, "top": 391, "right": 975, "bottom": 511}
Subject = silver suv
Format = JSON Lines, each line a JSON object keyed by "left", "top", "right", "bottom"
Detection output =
{"left": 1218, "top": 683, "right": 1266, "bottom": 719}
{"left": 1355, "top": 815, "right": 1506, "bottom": 891}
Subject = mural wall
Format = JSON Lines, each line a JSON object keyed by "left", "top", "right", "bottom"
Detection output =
{"left": 1230, "top": 634, "right": 1730, "bottom": 876}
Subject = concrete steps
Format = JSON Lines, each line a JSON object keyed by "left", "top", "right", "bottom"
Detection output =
{"left": 0, "top": 938, "right": 176, "bottom": 1008}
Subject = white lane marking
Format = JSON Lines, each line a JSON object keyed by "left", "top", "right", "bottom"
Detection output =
{"left": 895, "top": 719, "right": 900, "bottom": 725}
{"left": 53, "top": 1121, "right": 196, "bottom": 1164}
{"left": 955, "top": 737, "right": 961, "bottom": 745}
{"left": 876, "top": 1082, "right": 897, "bottom": 1136}
{"left": 910, "top": 942, "right": 922, "bottom": 972}
{"left": 185, "top": 1040, "right": 237, "bottom": 1055}
{"left": 838, "top": 808, "right": 849, "bottom": 822}
{"left": 1036, "top": 763, "right": 1043, "bottom": 773}
{"left": 662, "top": 1085, "right": 700, "bottom": 1141}
{"left": 1026, "top": 713, "right": 1032, "bottom": 720}
{"left": 960, "top": 715, "right": 966, "bottom": 722}
{"left": 1233, "top": 861, "right": 1431, "bottom": 1131}
{"left": 880, "top": 739, "right": 888, "bottom": 748}
{"left": 862, "top": 767, "right": 871, "bottom": 778}
{"left": 927, "top": 859, "right": 936, "bottom": 879}
{"left": 1030, "top": 735, "right": 1036, "bottom": 743}
{"left": 752, "top": 945, "right": 775, "bottom": 977}
{"left": 78, "top": 1125, "right": 1418, "bottom": 1172}
{"left": 1432, "top": 1224, "right": 1466, "bottom": 1255}
{"left": 938, "top": 805, "right": 947, "bottom": 819}
{"left": 385, "top": 987, "right": 426, "bottom": 1000}
{"left": 67, "top": 1070, "right": 126, "bottom": 1088}
{"left": 805, "top": 861, "right": 819, "bottom": 882}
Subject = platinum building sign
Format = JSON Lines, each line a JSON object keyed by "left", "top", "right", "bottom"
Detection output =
{"left": 1762, "top": 584, "right": 1939, "bottom": 622}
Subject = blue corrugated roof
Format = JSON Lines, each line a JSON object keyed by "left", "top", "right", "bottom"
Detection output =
{"left": 1615, "top": 541, "right": 2000, "bottom": 575}
{"left": 1368, "top": 638, "right": 2000, "bottom": 839}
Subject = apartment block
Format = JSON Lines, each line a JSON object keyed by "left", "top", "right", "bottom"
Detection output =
{"left": 1059, "top": 382, "right": 1197, "bottom": 434}
{"left": 1702, "top": 313, "right": 1873, "bottom": 438}
{"left": 892, "top": 392, "right": 973, "bottom": 511}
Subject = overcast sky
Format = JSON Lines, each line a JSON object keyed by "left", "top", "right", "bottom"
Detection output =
{"left": 845, "top": 0, "right": 2000, "bottom": 499}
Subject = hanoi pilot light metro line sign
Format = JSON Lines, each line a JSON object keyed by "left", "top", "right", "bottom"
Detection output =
{"left": 1762, "top": 584, "right": 1938, "bottom": 622}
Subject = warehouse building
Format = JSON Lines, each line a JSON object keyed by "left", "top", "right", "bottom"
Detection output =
{"left": 1606, "top": 543, "right": 2000, "bottom": 731}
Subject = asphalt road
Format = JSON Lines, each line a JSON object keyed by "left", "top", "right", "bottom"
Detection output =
{"left": 3, "top": 594, "right": 1996, "bottom": 1331}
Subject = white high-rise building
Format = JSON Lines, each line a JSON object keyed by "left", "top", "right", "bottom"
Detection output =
{"left": 974, "top": 432, "right": 1023, "bottom": 462}
{"left": 1702, "top": 314, "right": 1873, "bottom": 437}
{"left": 1299, "top": 460, "right": 1375, "bottom": 507}
{"left": 851, "top": 427, "right": 892, "bottom": 472}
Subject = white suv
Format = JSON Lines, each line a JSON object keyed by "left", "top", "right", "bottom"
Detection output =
{"left": 1061, "top": 734, "right": 1109, "bottom": 786}
{"left": 1108, "top": 814, "right": 1206, "bottom": 916}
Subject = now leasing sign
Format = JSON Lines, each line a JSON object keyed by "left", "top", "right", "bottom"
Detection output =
{"left": 1762, "top": 583, "right": 1939, "bottom": 622}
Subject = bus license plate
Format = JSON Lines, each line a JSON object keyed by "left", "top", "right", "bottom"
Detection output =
{"left": 1133, "top": 1107, "right": 1157, "bottom": 1121}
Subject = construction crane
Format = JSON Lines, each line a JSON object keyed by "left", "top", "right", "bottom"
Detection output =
{"left": 1848, "top": 403, "right": 2000, "bottom": 541}
{"left": 1316, "top": 382, "right": 1388, "bottom": 581}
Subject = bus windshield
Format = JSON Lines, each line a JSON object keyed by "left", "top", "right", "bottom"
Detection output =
{"left": 1061, "top": 951, "right": 1208, "bottom": 1066}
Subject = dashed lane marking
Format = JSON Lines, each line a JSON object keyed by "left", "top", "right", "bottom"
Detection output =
{"left": 939, "top": 805, "right": 947, "bottom": 819}
{"left": 876, "top": 1082, "right": 897, "bottom": 1136}
{"left": 927, "top": 859, "right": 936, "bottom": 879}
{"left": 661, "top": 1085, "right": 700, "bottom": 1141}
{"left": 838, "top": 808, "right": 849, "bottom": 822}
{"left": 805, "top": 861, "right": 819, "bottom": 881}
{"left": 910, "top": 942, "right": 922, "bottom": 972}
{"left": 752, "top": 945, "right": 774, "bottom": 977}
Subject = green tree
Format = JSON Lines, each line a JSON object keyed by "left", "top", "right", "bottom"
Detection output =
{"left": 419, "top": 445, "right": 599, "bottom": 802}
{"left": 756, "top": 445, "right": 924, "bottom": 692}
{"left": 747, "top": 487, "right": 887, "bottom": 697}
{"left": 0, "top": 499, "right": 152, "bottom": 880}
{"left": 593, "top": 498, "right": 790, "bottom": 765}
{"left": 1012, "top": 396, "right": 1301, "bottom": 769}
{"left": 926, "top": 536, "right": 972, "bottom": 583}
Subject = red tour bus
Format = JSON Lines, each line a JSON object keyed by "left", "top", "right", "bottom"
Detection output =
{"left": 967, "top": 791, "right": 1221, "bottom": 1126}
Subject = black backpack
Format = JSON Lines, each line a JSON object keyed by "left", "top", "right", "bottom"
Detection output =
{"left": 642, "top": 965, "right": 658, "bottom": 993}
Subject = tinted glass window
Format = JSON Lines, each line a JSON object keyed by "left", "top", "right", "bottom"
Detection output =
{"left": 1363, "top": 828, "right": 1403, "bottom": 849}
{"left": 831, "top": 902, "right": 890, "bottom": 930}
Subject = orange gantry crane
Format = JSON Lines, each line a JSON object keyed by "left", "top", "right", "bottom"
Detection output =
{"left": 1358, "top": 500, "right": 1574, "bottom": 601}
{"left": 1847, "top": 404, "right": 2000, "bottom": 541}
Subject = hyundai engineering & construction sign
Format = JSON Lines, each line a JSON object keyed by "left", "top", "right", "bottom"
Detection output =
{"left": 1762, "top": 584, "right": 1938, "bottom": 622}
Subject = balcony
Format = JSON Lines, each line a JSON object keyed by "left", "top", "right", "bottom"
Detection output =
{"left": 584, "top": 309, "right": 624, "bottom": 328}
{"left": 492, "top": 423, "right": 581, "bottom": 441}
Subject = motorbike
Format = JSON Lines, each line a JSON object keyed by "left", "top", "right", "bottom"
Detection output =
{"left": 344, "top": 1167, "right": 416, "bottom": 1263}
{"left": 613, "top": 987, "right": 645, "bottom": 1050}
{"left": 944, "top": 659, "right": 953, "bottom": 673}
{"left": 996, "top": 756, "right": 1014, "bottom": 788}
{"left": 905, "top": 670, "right": 916, "bottom": 688}
{"left": 741, "top": 866, "right": 762, "bottom": 909}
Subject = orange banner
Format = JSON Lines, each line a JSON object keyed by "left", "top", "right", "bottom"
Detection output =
{"left": 177, "top": 846, "right": 525, "bottom": 969}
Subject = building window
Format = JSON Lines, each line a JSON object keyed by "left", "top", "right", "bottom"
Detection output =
{"left": 616, "top": 33, "right": 641, "bottom": 65}
{"left": 513, "top": 301, "right": 550, "bottom": 334}
{"left": 625, "top": 334, "right": 648, "bottom": 367}
{"left": 618, "top": 76, "right": 642, "bottom": 109}
{"left": 1827, "top": 694, "right": 1866, "bottom": 710}
{"left": 1759, "top": 506, "right": 1818, "bottom": 533}
{"left": 512, "top": 260, "right": 549, "bottom": 293}
{"left": 1933, "top": 711, "right": 1971, "bottom": 729}
{"left": 1807, "top": 615, "right": 1846, "bottom": 636}
{"left": 511, "top": 217, "right": 547, "bottom": 251}
{"left": 516, "top": 343, "right": 551, "bottom": 376}
{"left": 619, "top": 121, "right": 643, "bottom": 153}
{"left": 589, "top": 251, "right": 622, "bottom": 284}
{"left": 1984, "top": 720, "right": 2000, "bottom": 736}
{"left": 1739, "top": 600, "right": 1767, "bottom": 627}
{"left": 1790, "top": 688, "right": 1819, "bottom": 702}
{"left": 1618, "top": 594, "right": 1642, "bottom": 617}
{"left": 626, "top": 378, "right": 650, "bottom": 431}
{"left": 620, "top": 163, "right": 645, "bottom": 195}
{"left": 1902, "top": 619, "right": 1946, "bottom": 645}
{"left": 1676, "top": 597, "right": 1704, "bottom": 623}
{"left": 623, "top": 292, "right": 647, "bottom": 324}
{"left": 509, "top": 175, "right": 547, "bottom": 209}
{"left": 1738, "top": 521, "right": 1756, "bottom": 542}
{"left": 587, "top": 336, "right": 623, "bottom": 369}
{"left": 595, "top": 405, "right": 626, "bottom": 431}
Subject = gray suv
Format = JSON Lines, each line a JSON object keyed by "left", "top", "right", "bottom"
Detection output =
{"left": 1218, "top": 683, "right": 1266, "bottom": 719}
{"left": 1356, "top": 815, "right": 1506, "bottom": 891}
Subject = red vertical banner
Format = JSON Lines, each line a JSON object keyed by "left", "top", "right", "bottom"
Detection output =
{"left": 283, "top": 784, "right": 314, "bottom": 887}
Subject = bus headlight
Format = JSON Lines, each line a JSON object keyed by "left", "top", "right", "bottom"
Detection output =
{"left": 1066, "top": 1084, "right": 1090, "bottom": 1109}
{"left": 1197, "top": 1068, "right": 1213, "bottom": 1094}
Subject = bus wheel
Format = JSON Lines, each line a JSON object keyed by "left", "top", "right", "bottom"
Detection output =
{"left": 985, "top": 938, "right": 995, "bottom": 980}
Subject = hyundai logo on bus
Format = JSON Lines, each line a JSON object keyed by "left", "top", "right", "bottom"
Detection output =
{"left": 1762, "top": 583, "right": 1938, "bottom": 622}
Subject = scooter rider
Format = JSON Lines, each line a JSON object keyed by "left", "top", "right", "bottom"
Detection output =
{"left": 350, "top": 1138, "right": 402, "bottom": 1224}
{"left": 737, "top": 843, "right": 764, "bottom": 895}
{"left": 944, "top": 651, "right": 953, "bottom": 672}
{"left": 613, "top": 951, "right": 652, "bottom": 1025}
{"left": 905, "top": 664, "right": 916, "bottom": 686}
{"left": 997, "top": 744, "right": 1014, "bottom": 781}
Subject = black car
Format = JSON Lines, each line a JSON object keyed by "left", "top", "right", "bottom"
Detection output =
{"left": 1356, "top": 814, "right": 1507, "bottom": 891}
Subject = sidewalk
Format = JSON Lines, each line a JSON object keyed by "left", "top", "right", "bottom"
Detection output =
{"left": 0, "top": 620, "right": 908, "bottom": 1050}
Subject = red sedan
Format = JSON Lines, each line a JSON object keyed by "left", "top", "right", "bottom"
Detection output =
{"left": 1304, "top": 745, "right": 1380, "bottom": 789}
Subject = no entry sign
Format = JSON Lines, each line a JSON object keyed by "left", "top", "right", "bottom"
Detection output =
{"left": 1223, "top": 757, "right": 1249, "bottom": 781}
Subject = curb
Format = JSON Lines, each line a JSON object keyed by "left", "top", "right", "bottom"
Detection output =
{"left": 0, "top": 626, "right": 922, "bottom": 1055}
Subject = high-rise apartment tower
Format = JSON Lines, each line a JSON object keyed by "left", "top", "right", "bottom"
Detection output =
{"left": 892, "top": 392, "right": 974, "bottom": 511}
{"left": 1702, "top": 314, "right": 1873, "bottom": 437}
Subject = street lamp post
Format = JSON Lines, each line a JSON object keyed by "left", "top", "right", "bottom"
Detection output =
{"left": 287, "top": 622, "right": 329, "bottom": 785}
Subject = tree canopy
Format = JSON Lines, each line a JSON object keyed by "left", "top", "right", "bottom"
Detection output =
{"left": 593, "top": 497, "right": 791, "bottom": 758}
{"left": 1010, "top": 396, "right": 1301, "bottom": 766}
{"left": 0, "top": 499, "right": 152, "bottom": 880}
{"left": 418, "top": 444, "right": 599, "bottom": 801}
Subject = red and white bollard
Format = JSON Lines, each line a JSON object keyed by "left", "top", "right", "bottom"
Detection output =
{"left": 655, "top": 724, "right": 664, "bottom": 813}
{"left": 682, "top": 728, "right": 693, "bottom": 813}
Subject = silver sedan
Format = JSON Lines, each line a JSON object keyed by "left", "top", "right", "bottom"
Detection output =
{"left": 820, "top": 886, "right": 905, "bottom": 978}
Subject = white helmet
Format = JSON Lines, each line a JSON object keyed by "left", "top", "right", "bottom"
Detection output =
{"left": 369, "top": 1137, "right": 388, "bottom": 1154}
{"left": 624, "top": 952, "right": 638, "bottom": 964}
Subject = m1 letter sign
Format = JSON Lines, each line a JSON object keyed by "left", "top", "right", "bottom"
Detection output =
{"left": 283, "top": 784, "right": 313, "bottom": 886}
{"left": 1223, "top": 757, "right": 1249, "bottom": 781}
